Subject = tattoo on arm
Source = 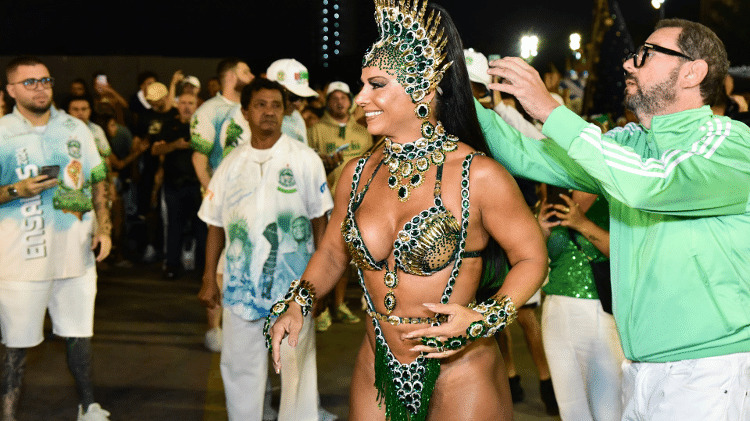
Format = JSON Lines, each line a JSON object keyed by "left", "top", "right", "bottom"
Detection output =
{"left": 92, "top": 181, "right": 112, "bottom": 236}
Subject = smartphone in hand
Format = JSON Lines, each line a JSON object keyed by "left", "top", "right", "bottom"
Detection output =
{"left": 40, "top": 165, "right": 60, "bottom": 180}
{"left": 330, "top": 143, "right": 350, "bottom": 157}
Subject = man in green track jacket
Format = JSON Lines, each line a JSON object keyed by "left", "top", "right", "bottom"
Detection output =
{"left": 480, "top": 19, "right": 750, "bottom": 420}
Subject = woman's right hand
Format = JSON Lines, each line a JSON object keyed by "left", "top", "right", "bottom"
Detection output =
{"left": 536, "top": 201, "right": 560, "bottom": 240}
{"left": 269, "top": 303, "right": 305, "bottom": 373}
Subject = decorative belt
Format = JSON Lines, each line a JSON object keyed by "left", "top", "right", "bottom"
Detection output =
{"left": 366, "top": 307, "right": 449, "bottom": 326}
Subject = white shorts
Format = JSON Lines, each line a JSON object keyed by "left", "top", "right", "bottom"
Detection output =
{"left": 0, "top": 265, "right": 97, "bottom": 348}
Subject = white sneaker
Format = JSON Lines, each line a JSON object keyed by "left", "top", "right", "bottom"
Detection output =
{"left": 204, "top": 327, "right": 222, "bottom": 352}
{"left": 319, "top": 407, "right": 338, "bottom": 421}
{"left": 142, "top": 244, "right": 157, "bottom": 263}
{"left": 78, "top": 403, "right": 111, "bottom": 421}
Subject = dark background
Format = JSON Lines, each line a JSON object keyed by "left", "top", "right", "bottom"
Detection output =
{"left": 1, "top": 0, "right": 746, "bottom": 99}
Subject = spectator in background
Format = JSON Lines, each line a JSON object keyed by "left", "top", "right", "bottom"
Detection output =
{"left": 265, "top": 58, "right": 319, "bottom": 144}
{"left": 724, "top": 74, "right": 748, "bottom": 112}
{"left": 132, "top": 82, "right": 178, "bottom": 263}
{"left": 190, "top": 57, "right": 254, "bottom": 354}
{"left": 67, "top": 96, "right": 112, "bottom": 159}
{"left": 92, "top": 71, "right": 129, "bottom": 126}
{"left": 181, "top": 75, "right": 203, "bottom": 106}
{"left": 128, "top": 71, "right": 158, "bottom": 130}
{"left": 96, "top": 112, "right": 145, "bottom": 267}
{"left": 152, "top": 92, "right": 205, "bottom": 279}
{"left": 59, "top": 78, "right": 92, "bottom": 112}
{"left": 301, "top": 105, "right": 323, "bottom": 129}
{"left": 206, "top": 76, "right": 220, "bottom": 99}
{"left": 537, "top": 188, "right": 625, "bottom": 421}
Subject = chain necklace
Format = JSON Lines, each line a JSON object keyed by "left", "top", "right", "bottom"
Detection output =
{"left": 383, "top": 122, "right": 458, "bottom": 202}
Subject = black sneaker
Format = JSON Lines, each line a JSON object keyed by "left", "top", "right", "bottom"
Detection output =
{"left": 509, "top": 375, "right": 525, "bottom": 403}
{"left": 539, "top": 378, "right": 559, "bottom": 415}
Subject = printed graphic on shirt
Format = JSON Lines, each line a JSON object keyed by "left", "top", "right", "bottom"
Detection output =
{"left": 189, "top": 117, "right": 212, "bottom": 155}
{"left": 223, "top": 211, "right": 313, "bottom": 319}
{"left": 277, "top": 167, "right": 297, "bottom": 193}
{"left": 223, "top": 118, "right": 244, "bottom": 157}
{"left": 52, "top": 139, "right": 93, "bottom": 220}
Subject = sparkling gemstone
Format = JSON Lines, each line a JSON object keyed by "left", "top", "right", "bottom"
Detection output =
{"left": 384, "top": 291, "right": 396, "bottom": 313}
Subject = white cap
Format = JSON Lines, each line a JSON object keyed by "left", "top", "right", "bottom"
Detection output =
{"left": 326, "top": 81, "right": 351, "bottom": 96}
{"left": 183, "top": 75, "right": 201, "bottom": 89}
{"left": 464, "top": 48, "right": 491, "bottom": 89}
{"left": 266, "top": 59, "right": 318, "bottom": 98}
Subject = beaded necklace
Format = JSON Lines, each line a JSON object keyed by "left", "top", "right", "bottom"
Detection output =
{"left": 383, "top": 122, "right": 458, "bottom": 202}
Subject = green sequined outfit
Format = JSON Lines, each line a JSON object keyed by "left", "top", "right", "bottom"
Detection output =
{"left": 543, "top": 196, "right": 609, "bottom": 298}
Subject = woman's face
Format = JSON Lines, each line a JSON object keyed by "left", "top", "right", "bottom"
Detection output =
{"left": 106, "top": 119, "right": 118, "bottom": 138}
{"left": 355, "top": 66, "right": 424, "bottom": 141}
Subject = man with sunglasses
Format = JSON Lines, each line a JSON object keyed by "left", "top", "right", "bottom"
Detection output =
{"left": 0, "top": 57, "right": 112, "bottom": 420}
{"left": 476, "top": 19, "right": 750, "bottom": 420}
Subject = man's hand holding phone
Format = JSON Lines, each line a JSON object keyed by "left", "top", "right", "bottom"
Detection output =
{"left": 14, "top": 173, "right": 59, "bottom": 198}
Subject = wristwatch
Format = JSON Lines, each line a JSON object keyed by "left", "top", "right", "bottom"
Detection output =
{"left": 6, "top": 185, "right": 18, "bottom": 199}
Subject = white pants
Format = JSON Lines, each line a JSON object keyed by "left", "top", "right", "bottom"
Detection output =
{"left": 221, "top": 309, "right": 318, "bottom": 421}
{"left": 622, "top": 352, "right": 750, "bottom": 421}
{"left": 542, "top": 295, "right": 625, "bottom": 421}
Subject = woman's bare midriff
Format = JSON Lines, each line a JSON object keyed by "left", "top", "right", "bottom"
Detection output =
{"left": 348, "top": 265, "right": 512, "bottom": 421}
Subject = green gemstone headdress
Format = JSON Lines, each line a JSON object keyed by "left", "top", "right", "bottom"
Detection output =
{"left": 363, "top": 0, "right": 452, "bottom": 103}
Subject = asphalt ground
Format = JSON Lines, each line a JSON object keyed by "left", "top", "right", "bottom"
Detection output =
{"left": 10, "top": 263, "right": 560, "bottom": 421}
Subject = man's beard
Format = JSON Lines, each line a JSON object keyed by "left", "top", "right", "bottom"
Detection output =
{"left": 20, "top": 94, "right": 52, "bottom": 115}
{"left": 624, "top": 67, "right": 679, "bottom": 117}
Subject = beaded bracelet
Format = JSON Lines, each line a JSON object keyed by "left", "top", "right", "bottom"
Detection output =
{"left": 465, "top": 294, "right": 517, "bottom": 340}
{"left": 421, "top": 335, "right": 467, "bottom": 351}
{"left": 263, "top": 279, "right": 316, "bottom": 350}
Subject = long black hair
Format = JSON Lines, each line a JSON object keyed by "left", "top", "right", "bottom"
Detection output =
{"left": 430, "top": 3, "right": 488, "bottom": 155}
{"left": 430, "top": 3, "right": 509, "bottom": 297}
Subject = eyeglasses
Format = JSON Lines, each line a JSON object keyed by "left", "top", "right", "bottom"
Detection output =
{"left": 9, "top": 77, "right": 55, "bottom": 90}
{"left": 625, "top": 43, "right": 693, "bottom": 68}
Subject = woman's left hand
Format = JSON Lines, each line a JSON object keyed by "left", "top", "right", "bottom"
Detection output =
{"left": 402, "top": 302, "right": 483, "bottom": 359}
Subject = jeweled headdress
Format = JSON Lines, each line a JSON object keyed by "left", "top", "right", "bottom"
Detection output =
{"left": 363, "top": 0, "right": 452, "bottom": 104}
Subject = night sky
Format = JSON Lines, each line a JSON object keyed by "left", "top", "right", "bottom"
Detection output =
{"left": 1, "top": 0, "right": 741, "bottom": 85}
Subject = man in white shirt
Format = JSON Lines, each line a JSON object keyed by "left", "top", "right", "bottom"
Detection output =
{"left": 0, "top": 56, "right": 112, "bottom": 421}
{"left": 190, "top": 57, "right": 255, "bottom": 352}
{"left": 198, "top": 78, "right": 332, "bottom": 420}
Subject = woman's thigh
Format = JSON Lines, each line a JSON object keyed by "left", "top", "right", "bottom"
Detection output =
{"left": 428, "top": 338, "right": 513, "bottom": 421}
{"left": 349, "top": 336, "right": 386, "bottom": 421}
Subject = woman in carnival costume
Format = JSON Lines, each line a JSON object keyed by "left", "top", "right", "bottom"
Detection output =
{"left": 267, "top": 0, "right": 547, "bottom": 419}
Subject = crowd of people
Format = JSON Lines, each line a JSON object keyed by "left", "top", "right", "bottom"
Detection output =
{"left": 1, "top": 0, "right": 750, "bottom": 420}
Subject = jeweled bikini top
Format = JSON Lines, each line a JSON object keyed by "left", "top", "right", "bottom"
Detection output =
{"left": 341, "top": 152, "right": 480, "bottom": 277}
